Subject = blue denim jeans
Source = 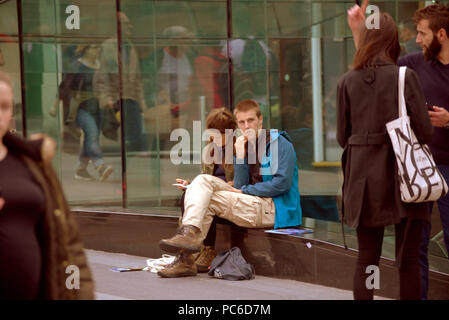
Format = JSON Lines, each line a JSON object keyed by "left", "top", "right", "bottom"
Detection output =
{"left": 76, "top": 105, "right": 104, "bottom": 168}
{"left": 419, "top": 164, "right": 449, "bottom": 299}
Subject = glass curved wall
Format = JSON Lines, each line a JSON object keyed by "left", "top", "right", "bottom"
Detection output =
{"left": 1, "top": 0, "right": 448, "bottom": 274}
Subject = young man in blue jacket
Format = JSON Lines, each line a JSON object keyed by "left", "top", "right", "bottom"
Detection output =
{"left": 158, "top": 99, "right": 302, "bottom": 277}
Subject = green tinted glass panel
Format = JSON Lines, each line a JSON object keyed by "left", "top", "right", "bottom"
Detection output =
{"left": 155, "top": 1, "right": 227, "bottom": 39}
{"left": 20, "top": 0, "right": 122, "bottom": 206}
{"left": 2, "top": 0, "right": 447, "bottom": 268}
{"left": 0, "top": 0, "right": 22, "bottom": 134}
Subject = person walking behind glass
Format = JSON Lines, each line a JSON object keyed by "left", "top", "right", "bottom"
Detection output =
{"left": 94, "top": 12, "right": 149, "bottom": 153}
{"left": 337, "top": 13, "right": 433, "bottom": 300}
{"left": 49, "top": 44, "right": 113, "bottom": 181}
{"left": 0, "top": 71, "right": 94, "bottom": 299}
{"left": 398, "top": 20, "right": 422, "bottom": 55}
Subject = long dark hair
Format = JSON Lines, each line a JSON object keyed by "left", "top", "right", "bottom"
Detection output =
{"left": 352, "top": 12, "right": 401, "bottom": 69}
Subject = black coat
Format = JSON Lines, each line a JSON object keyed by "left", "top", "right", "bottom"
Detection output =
{"left": 337, "top": 61, "right": 434, "bottom": 228}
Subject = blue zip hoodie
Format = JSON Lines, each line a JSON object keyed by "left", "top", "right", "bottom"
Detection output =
{"left": 233, "top": 130, "right": 302, "bottom": 229}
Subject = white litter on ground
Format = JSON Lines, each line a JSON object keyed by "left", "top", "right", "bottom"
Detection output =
{"left": 144, "top": 254, "right": 176, "bottom": 273}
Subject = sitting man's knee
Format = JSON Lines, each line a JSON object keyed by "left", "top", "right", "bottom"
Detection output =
{"left": 194, "top": 173, "right": 215, "bottom": 183}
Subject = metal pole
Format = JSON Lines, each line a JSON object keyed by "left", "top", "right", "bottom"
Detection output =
{"left": 264, "top": 0, "right": 271, "bottom": 129}
{"left": 226, "top": 0, "right": 234, "bottom": 111}
{"left": 115, "top": 0, "right": 127, "bottom": 208}
{"left": 16, "top": 0, "right": 27, "bottom": 137}
{"left": 200, "top": 95, "right": 206, "bottom": 153}
{"left": 311, "top": 3, "right": 324, "bottom": 163}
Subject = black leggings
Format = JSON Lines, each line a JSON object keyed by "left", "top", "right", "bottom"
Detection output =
{"left": 354, "top": 218, "right": 424, "bottom": 300}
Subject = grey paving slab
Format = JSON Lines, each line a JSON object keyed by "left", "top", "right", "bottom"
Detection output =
{"left": 85, "top": 250, "right": 389, "bottom": 300}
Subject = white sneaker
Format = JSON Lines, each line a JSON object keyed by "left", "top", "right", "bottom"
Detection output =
{"left": 97, "top": 165, "right": 113, "bottom": 181}
{"left": 74, "top": 168, "right": 95, "bottom": 181}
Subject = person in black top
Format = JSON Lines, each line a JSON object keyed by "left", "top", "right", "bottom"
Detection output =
{"left": 348, "top": 1, "right": 449, "bottom": 300}
{"left": 0, "top": 72, "right": 45, "bottom": 299}
{"left": 0, "top": 71, "right": 94, "bottom": 299}
{"left": 0, "top": 142, "right": 46, "bottom": 299}
{"left": 398, "top": 4, "right": 449, "bottom": 300}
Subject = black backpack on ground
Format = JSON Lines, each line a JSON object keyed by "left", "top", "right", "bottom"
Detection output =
{"left": 208, "top": 247, "right": 255, "bottom": 280}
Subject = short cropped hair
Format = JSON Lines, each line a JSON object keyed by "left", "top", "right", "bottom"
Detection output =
{"left": 233, "top": 99, "right": 262, "bottom": 118}
{"left": 414, "top": 4, "right": 449, "bottom": 35}
{"left": 206, "top": 107, "right": 237, "bottom": 133}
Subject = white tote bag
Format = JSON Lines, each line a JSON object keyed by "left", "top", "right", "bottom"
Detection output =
{"left": 386, "top": 66, "right": 448, "bottom": 203}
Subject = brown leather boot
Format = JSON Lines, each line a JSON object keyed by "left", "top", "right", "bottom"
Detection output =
{"left": 195, "top": 246, "right": 217, "bottom": 273}
{"left": 159, "top": 225, "right": 202, "bottom": 253}
{"left": 157, "top": 251, "right": 197, "bottom": 278}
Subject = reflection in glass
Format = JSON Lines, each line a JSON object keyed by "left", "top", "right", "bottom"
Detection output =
{"left": 50, "top": 44, "right": 114, "bottom": 181}
{"left": 94, "top": 12, "right": 148, "bottom": 153}
{"left": 0, "top": 0, "right": 22, "bottom": 134}
{"left": 3, "top": 0, "right": 447, "bottom": 271}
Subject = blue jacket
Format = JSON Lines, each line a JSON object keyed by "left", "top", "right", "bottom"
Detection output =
{"left": 234, "top": 130, "right": 302, "bottom": 229}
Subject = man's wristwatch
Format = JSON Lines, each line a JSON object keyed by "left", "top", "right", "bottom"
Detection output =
{"left": 444, "top": 121, "right": 449, "bottom": 130}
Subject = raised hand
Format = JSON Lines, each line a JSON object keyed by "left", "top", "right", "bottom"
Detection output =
{"left": 235, "top": 135, "right": 247, "bottom": 160}
{"left": 347, "top": 0, "right": 369, "bottom": 31}
{"left": 347, "top": 0, "right": 369, "bottom": 48}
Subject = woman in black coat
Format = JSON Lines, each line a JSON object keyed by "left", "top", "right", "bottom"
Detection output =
{"left": 337, "top": 13, "right": 433, "bottom": 299}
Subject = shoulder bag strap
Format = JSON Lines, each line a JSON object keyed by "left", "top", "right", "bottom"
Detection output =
{"left": 398, "top": 66, "right": 407, "bottom": 118}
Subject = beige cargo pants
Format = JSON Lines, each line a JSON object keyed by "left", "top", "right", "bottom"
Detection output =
{"left": 182, "top": 174, "right": 275, "bottom": 241}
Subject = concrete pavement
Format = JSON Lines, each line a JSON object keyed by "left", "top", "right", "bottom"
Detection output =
{"left": 86, "top": 250, "right": 389, "bottom": 300}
